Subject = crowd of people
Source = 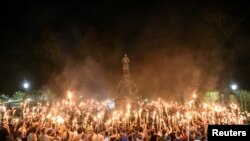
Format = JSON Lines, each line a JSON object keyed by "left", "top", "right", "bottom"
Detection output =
{"left": 0, "top": 97, "right": 248, "bottom": 141}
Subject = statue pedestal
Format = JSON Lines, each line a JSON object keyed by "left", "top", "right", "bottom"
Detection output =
{"left": 116, "top": 74, "right": 138, "bottom": 109}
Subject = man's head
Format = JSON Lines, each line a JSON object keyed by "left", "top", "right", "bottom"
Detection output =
{"left": 41, "top": 128, "right": 47, "bottom": 134}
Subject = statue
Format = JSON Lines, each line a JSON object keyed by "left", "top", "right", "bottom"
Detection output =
{"left": 122, "top": 54, "right": 130, "bottom": 75}
{"left": 116, "top": 54, "right": 138, "bottom": 109}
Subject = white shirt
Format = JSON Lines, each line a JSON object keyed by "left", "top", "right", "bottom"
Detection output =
{"left": 104, "top": 137, "right": 110, "bottom": 141}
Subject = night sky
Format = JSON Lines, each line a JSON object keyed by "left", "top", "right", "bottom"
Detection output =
{"left": 1, "top": 1, "right": 250, "bottom": 99}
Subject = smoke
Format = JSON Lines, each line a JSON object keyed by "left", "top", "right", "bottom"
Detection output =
{"left": 45, "top": 27, "right": 124, "bottom": 100}
{"left": 131, "top": 45, "right": 224, "bottom": 101}
{"left": 46, "top": 57, "right": 115, "bottom": 100}
{"left": 43, "top": 2, "right": 236, "bottom": 101}
{"left": 127, "top": 6, "right": 229, "bottom": 101}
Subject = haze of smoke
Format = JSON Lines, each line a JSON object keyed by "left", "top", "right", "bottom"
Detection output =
{"left": 128, "top": 6, "right": 230, "bottom": 101}
{"left": 45, "top": 28, "right": 124, "bottom": 99}
{"left": 46, "top": 39, "right": 226, "bottom": 101}
{"left": 44, "top": 3, "right": 234, "bottom": 101}
{"left": 46, "top": 57, "right": 116, "bottom": 100}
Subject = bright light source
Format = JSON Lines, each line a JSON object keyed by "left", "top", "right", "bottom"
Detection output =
{"left": 127, "top": 104, "right": 131, "bottom": 111}
{"left": 106, "top": 99, "right": 115, "bottom": 110}
{"left": 26, "top": 98, "right": 32, "bottom": 102}
{"left": 67, "top": 91, "right": 72, "bottom": 99}
{"left": 23, "top": 82, "right": 29, "bottom": 89}
{"left": 231, "top": 84, "right": 238, "bottom": 91}
{"left": 56, "top": 116, "right": 64, "bottom": 124}
{"left": 192, "top": 93, "right": 197, "bottom": 99}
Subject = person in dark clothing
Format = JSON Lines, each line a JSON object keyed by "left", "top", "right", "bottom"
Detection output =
{"left": 128, "top": 131, "right": 134, "bottom": 141}
{"left": 168, "top": 131, "right": 176, "bottom": 141}
{"left": 110, "top": 130, "right": 119, "bottom": 141}
{"left": 0, "top": 122, "right": 10, "bottom": 141}
{"left": 149, "top": 130, "right": 158, "bottom": 141}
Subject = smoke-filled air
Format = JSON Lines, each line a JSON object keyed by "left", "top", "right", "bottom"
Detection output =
{"left": 42, "top": 3, "right": 239, "bottom": 101}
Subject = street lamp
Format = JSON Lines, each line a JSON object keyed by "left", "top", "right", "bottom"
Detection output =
{"left": 23, "top": 82, "right": 29, "bottom": 100}
{"left": 230, "top": 83, "right": 244, "bottom": 114}
{"left": 231, "top": 84, "right": 238, "bottom": 91}
{"left": 23, "top": 82, "right": 29, "bottom": 89}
